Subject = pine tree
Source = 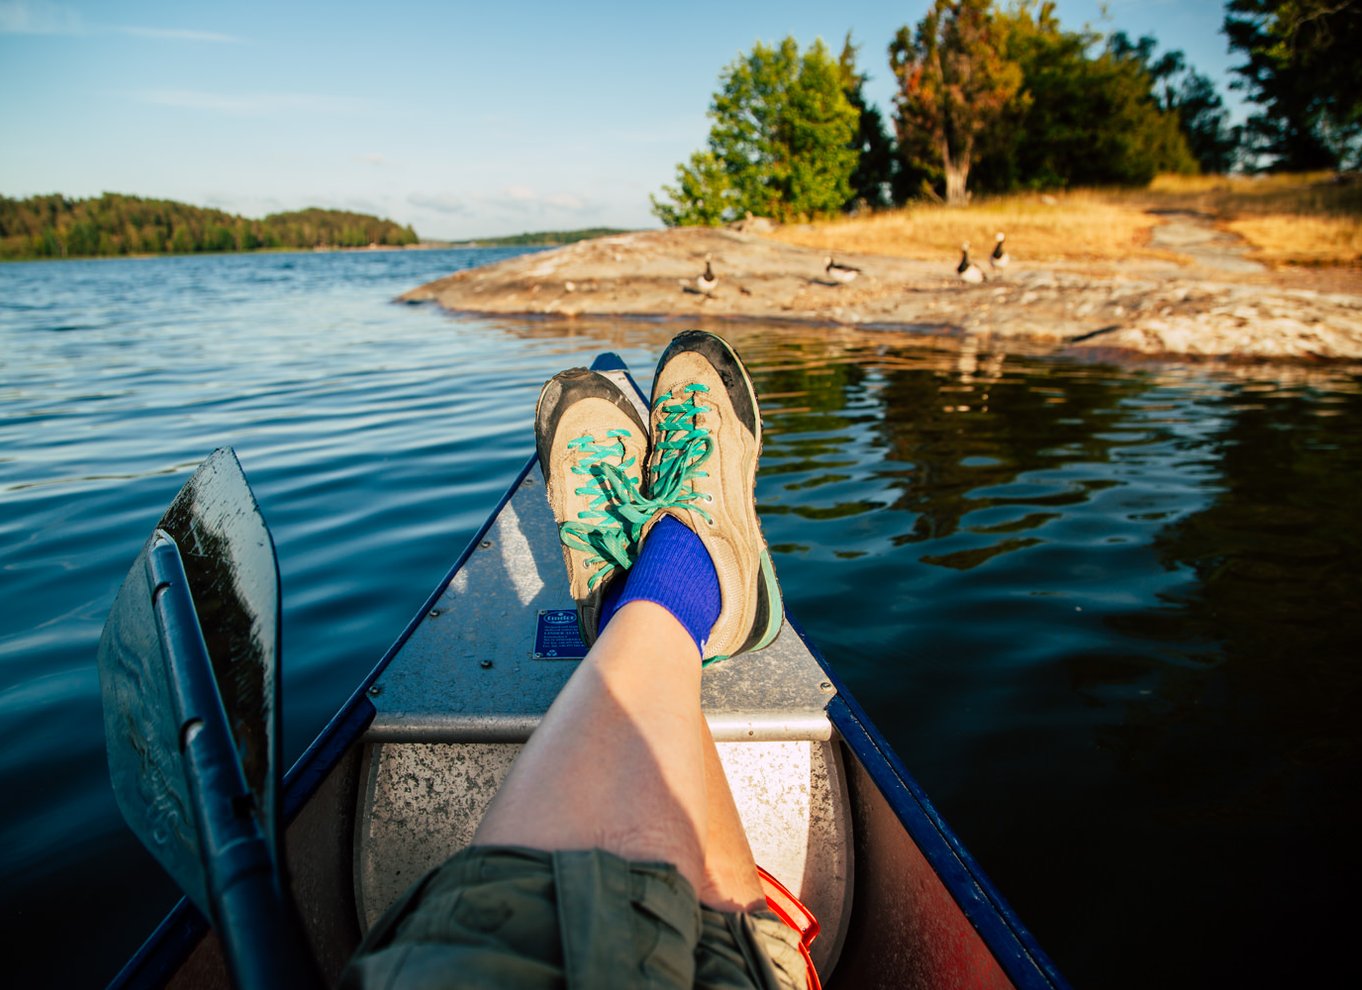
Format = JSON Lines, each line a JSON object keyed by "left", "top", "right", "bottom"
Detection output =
{"left": 1225, "top": 0, "right": 1362, "bottom": 170}
{"left": 837, "top": 35, "right": 897, "bottom": 210}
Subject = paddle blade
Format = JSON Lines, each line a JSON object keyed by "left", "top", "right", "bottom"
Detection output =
{"left": 154, "top": 448, "right": 281, "bottom": 853}
{"left": 98, "top": 531, "right": 212, "bottom": 915}
{"left": 98, "top": 448, "right": 282, "bottom": 901}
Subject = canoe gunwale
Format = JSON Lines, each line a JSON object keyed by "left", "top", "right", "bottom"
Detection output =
{"left": 363, "top": 711, "right": 837, "bottom": 744}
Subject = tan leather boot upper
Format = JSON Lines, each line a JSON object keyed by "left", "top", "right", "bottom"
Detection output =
{"left": 644, "top": 332, "right": 780, "bottom": 660}
{"left": 536, "top": 369, "right": 648, "bottom": 644}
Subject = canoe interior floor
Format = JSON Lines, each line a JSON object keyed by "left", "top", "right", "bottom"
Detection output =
{"left": 357, "top": 429, "right": 854, "bottom": 975}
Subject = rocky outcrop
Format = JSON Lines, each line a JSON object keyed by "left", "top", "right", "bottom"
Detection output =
{"left": 401, "top": 225, "right": 1362, "bottom": 362}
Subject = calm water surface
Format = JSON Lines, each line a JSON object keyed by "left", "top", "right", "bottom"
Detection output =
{"left": 2, "top": 250, "right": 1359, "bottom": 988}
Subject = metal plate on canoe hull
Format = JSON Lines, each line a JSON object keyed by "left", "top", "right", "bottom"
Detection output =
{"left": 366, "top": 463, "right": 837, "bottom": 743}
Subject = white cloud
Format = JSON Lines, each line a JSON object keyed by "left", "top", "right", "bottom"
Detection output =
{"left": 0, "top": 0, "right": 82, "bottom": 34}
{"left": 133, "top": 89, "right": 376, "bottom": 116}
{"left": 489, "top": 186, "right": 590, "bottom": 214}
{"left": 0, "top": 2, "right": 244, "bottom": 42}
{"left": 543, "top": 192, "right": 586, "bottom": 211}
{"left": 118, "top": 25, "right": 244, "bottom": 44}
{"left": 330, "top": 195, "right": 386, "bottom": 217}
{"left": 407, "top": 192, "right": 469, "bottom": 215}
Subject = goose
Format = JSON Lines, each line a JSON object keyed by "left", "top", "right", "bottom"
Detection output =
{"left": 957, "top": 242, "right": 984, "bottom": 283}
{"left": 990, "top": 232, "right": 1010, "bottom": 271}
{"left": 697, "top": 254, "right": 717, "bottom": 294}
{"left": 825, "top": 256, "right": 861, "bottom": 284}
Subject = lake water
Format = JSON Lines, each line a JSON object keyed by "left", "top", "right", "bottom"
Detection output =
{"left": 2, "top": 248, "right": 1359, "bottom": 988}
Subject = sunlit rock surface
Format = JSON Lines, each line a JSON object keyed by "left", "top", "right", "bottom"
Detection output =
{"left": 401, "top": 226, "right": 1362, "bottom": 362}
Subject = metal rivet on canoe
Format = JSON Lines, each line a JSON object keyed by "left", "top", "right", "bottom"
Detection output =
{"left": 480, "top": 540, "right": 493, "bottom": 549}
{"left": 820, "top": 681, "right": 834, "bottom": 692}
{"left": 367, "top": 684, "right": 383, "bottom": 696}
{"left": 429, "top": 608, "right": 442, "bottom": 618}
{"left": 480, "top": 660, "right": 493, "bottom": 669}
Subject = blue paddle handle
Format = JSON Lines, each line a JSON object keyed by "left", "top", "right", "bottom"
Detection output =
{"left": 147, "top": 533, "right": 320, "bottom": 990}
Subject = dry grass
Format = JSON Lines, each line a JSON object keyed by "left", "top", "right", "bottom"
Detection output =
{"left": 1225, "top": 215, "right": 1362, "bottom": 266}
{"left": 768, "top": 188, "right": 1168, "bottom": 263}
{"left": 766, "top": 171, "right": 1362, "bottom": 268}
{"left": 1138, "top": 172, "right": 1362, "bottom": 266}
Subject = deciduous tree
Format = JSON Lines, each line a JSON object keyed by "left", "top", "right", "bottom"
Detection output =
{"left": 964, "top": 3, "right": 1197, "bottom": 192}
{"left": 652, "top": 37, "right": 860, "bottom": 225}
{"left": 0, "top": 194, "right": 419, "bottom": 260}
{"left": 889, "top": 0, "right": 1024, "bottom": 205}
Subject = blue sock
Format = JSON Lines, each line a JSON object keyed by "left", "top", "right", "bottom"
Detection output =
{"left": 598, "top": 515, "right": 721, "bottom": 654}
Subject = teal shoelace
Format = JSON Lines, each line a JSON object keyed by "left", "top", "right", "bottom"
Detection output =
{"left": 625, "top": 383, "right": 715, "bottom": 528}
{"left": 558, "top": 428, "right": 646, "bottom": 589}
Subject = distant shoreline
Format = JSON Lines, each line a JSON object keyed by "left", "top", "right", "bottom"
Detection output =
{"left": 443, "top": 227, "right": 636, "bottom": 249}
{"left": 0, "top": 241, "right": 525, "bottom": 264}
{"left": 0, "top": 193, "right": 419, "bottom": 262}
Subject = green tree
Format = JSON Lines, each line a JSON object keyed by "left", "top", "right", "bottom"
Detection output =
{"left": 652, "top": 151, "right": 733, "bottom": 226}
{"left": 0, "top": 193, "right": 418, "bottom": 260}
{"left": 1110, "top": 32, "right": 1240, "bottom": 174}
{"left": 1225, "top": 0, "right": 1362, "bottom": 170}
{"left": 890, "top": 0, "right": 1024, "bottom": 205}
{"left": 838, "top": 35, "right": 897, "bottom": 209}
{"left": 170, "top": 226, "right": 195, "bottom": 253}
{"left": 965, "top": 2, "right": 1196, "bottom": 192}
{"left": 652, "top": 37, "right": 859, "bottom": 225}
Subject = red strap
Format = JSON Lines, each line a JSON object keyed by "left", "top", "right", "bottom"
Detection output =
{"left": 756, "top": 866, "right": 822, "bottom": 990}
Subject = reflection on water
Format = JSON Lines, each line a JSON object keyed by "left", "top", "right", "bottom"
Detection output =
{"left": 726, "top": 328, "right": 1361, "bottom": 988}
{"left": 3, "top": 252, "right": 1361, "bottom": 988}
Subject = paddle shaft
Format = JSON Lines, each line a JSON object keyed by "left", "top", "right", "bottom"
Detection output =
{"left": 149, "top": 535, "right": 320, "bottom": 990}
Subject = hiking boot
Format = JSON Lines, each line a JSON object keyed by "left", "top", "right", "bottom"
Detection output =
{"left": 535, "top": 368, "right": 649, "bottom": 645}
{"left": 641, "top": 331, "right": 782, "bottom": 662}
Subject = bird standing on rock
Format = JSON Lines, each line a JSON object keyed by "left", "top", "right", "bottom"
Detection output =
{"left": 957, "top": 243, "right": 984, "bottom": 283}
{"left": 697, "top": 254, "right": 717, "bottom": 294}
{"left": 825, "top": 256, "right": 861, "bottom": 284}
{"left": 991, "top": 232, "right": 1010, "bottom": 271}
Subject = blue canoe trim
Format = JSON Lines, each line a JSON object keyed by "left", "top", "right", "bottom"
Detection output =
{"left": 785, "top": 615, "right": 1070, "bottom": 990}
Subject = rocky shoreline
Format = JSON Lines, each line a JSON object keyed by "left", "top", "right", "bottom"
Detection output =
{"left": 401, "top": 225, "right": 1362, "bottom": 362}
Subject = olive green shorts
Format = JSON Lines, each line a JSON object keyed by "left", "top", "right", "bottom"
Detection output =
{"left": 340, "top": 845, "right": 809, "bottom": 990}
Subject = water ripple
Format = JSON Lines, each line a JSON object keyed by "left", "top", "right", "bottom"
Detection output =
{"left": 3, "top": 255, "right": 1362, "bottom": 988}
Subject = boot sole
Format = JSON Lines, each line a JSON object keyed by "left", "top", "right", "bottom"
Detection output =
{"left": 535, "top": 368, "right": 648, "bottom": 471}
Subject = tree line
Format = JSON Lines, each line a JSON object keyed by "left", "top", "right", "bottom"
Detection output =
{"left": 0, "top": 193, "right": 419, "bottom": 261}
{"left": 455, "top": 227, "right": 631, "bottom": 247}
{"left": 655, "top": 0, "right": 1360, "bottom": 223}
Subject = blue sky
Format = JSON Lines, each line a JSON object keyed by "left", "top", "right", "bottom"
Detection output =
{"left": 1, "top": 0, "right": 1244, "bottom": 239}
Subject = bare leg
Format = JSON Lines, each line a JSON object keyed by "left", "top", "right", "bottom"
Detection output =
{"left": 697, "top": 723, "right": 766, "bottom": 912}
{"left": 474, "top": 600, "right": 709, "bottom": 890}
